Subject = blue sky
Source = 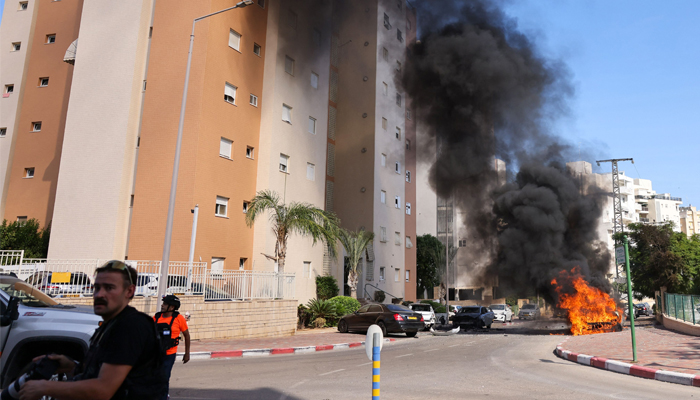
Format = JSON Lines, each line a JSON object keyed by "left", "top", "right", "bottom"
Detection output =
{"left": 502, "top": 1, "right": 700, "bottom": 206}
{"left": 1, "top": 1, "right": 698, "bottom": 206}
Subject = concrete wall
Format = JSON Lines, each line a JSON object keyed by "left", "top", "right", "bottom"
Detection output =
{"left": 60, "top": 296, "right": 297, "bottom": 340}
{"left": 662, "top": 314, "right": 700, "bottom": 337}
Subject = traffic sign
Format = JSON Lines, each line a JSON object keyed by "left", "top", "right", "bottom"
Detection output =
{"left": 615, "top": 246, "right": 625, "bottom": 264}
{"left": 366, "top": 324, "right": 384, "bottom": 361}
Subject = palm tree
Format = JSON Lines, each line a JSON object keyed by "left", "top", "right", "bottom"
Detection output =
{"left": 338, "top": 229, "right": 375, "bottom": 299}
{"left": 245, "top": 190, "right": 340, "bottom": 273}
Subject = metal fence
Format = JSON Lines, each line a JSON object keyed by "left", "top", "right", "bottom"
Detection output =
{"left": 664, "top": 293, "right": 700, "bottom": 324}
{"left": 0, "top": 251, "right": 295, "bottom": 301}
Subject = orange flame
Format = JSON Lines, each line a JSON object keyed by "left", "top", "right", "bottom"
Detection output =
{"left": 551, "top": 268, "right": 621, "bottom": 336}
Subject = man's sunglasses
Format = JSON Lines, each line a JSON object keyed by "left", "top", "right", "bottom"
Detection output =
{"left": 98, "top": 260, "right": 134, "bottom": 286}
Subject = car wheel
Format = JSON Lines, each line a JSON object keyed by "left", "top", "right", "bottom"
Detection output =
{"left": 377, "top": 321, "right": 387, "bottom": 337}
{"left": 406, "top": 331, "right": 417, "bottom": 337}
{"left": 338, "top": 319, "right": 348, "bottom": 333}
{"left": 486, "top": 323, "right": 492, "bottom": 329}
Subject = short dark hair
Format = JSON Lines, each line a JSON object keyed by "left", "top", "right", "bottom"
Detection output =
{"left": 95, "top": 260, "right": 138, "bottom": 292}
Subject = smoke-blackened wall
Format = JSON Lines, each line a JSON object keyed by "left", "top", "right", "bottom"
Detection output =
{"left": 402, "top": 0, "right": 610, "bottom": 298}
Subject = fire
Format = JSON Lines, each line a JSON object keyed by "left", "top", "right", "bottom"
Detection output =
{"left": 551, "top": 268, "right": 621, "bottom": 336}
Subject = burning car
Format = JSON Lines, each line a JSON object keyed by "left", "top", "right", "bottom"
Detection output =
{"left": 452, "top": 306, "right": 494, "bottom": 330}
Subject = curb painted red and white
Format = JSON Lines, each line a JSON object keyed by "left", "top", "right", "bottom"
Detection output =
{"left": 555, "top": 339, "right": 700, "bottom": 387}
{"left": 179, "top": 338, "right": 397, "bottom": 360}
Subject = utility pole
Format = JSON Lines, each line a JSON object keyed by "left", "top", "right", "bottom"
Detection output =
{"left": 596, "top": 158, "right": 634, "bottom": 303}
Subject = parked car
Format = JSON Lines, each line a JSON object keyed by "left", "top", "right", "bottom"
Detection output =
{"left": 337, "top": 303, "right": 424, "bottom": 337}
{"left": 0, "top": 275, "right": 101, "bottom": 387}
{"left": 134, "top": 273, "right": 188, "bottom": 296}
{"left": 25, "top": 271, "right": 93, "bottom": 298}
{"left": 518, "top": 303, "right": 540, "bottom": 319}
{"left": 635, "top": 302, "right": 652, "bottom": 317}
{"left": 489, "top": 304, "right": 513, "bottom": 322}
{"left": 409, "top": 303, "right": 436, "bottom": 328}
{"left": 452, "top": 306, "right": 495, "bottom": 329}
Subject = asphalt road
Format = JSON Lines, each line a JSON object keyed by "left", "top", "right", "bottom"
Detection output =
{"left": 168, "top": 321, "right": 697, "bottom": 400}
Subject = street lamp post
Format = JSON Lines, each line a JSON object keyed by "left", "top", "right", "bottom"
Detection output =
{"left": 157, "top": 0, "right": 254, "bottom": 310}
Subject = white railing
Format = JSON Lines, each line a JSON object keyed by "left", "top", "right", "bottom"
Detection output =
{"left": 0, "top": 254, "right": 295, "bottom": 301}
{"left": 0, "top": 250, "right": 24, "bottom": 267}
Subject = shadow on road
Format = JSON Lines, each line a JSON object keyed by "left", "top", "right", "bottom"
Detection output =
{"left": 170, "top": 387, "right": 303, "bottom": 400}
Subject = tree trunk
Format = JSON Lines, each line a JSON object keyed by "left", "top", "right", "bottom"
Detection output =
{"left": 348, "top": 269, "right": 358, "bottom": 299}
{"left": 278, "top": 241, "right": 287, "bottom": 273}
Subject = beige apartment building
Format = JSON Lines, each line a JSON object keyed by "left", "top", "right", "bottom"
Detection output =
{"left": 681, "top": 205, "right": 699, "bottom": 237}
{"left": 0, "top": 0, "right": 421, "bottom": 304}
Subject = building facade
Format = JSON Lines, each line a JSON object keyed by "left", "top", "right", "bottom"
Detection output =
{"left": 680, "top": 205, "right": 699, "bottom": 237}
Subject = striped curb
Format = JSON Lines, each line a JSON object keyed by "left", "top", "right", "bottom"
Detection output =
{"left": 555, "top": 340, "right": 700, "bottom": 387}
{"left": 178, "top": 338, "right": 397, "bottom": 360}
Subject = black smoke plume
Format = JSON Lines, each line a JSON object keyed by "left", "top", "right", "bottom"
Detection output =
{"left": 402, "top": 0, "right": 611, "bottom": 299}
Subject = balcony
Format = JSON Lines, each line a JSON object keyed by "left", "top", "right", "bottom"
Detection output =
{"left": 641, "top": 206, "right": 649, "bottom": 212}
{"left": 640, "top": 218, "right": 650, "bottom": 223}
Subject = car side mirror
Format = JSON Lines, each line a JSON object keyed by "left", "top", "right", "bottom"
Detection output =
{"left": 1, "top": 297, "right": 20, "bottom": 327}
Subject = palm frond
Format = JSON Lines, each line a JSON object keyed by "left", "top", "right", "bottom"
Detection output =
{"left": 245, "top": 189, "right": 282, "bottom": 228}
{"left": 339, "top": 229, "right": 375, "bottom": 276}
{"left": 285, "top": 202, "right": 341, "bottom": 257}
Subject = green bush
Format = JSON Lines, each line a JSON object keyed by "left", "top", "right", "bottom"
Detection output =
{"left": 420, "top": 300, "right": 445, "bottom": 313}
{"left": 374, "top": 290, "right": 386, "bottom": 303}
{"left": 297, "top": 304, "right": 312, "bottom": 328}
{"left": 315, "top": 276, "right": 339, "bottom": 300}
{"left": 0, "top": 219, "right": 50, "bottom": 259}
{"left": 307, "top": 298, "right": 337, "bottom": 320}
{"left": 328, "top": 296, "right": 361, "bottom": 317}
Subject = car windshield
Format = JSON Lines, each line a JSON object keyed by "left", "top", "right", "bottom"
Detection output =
{"left": 386, "top": 304, "right": 410, "bottom": 312}
{"left": 0, "top": 276, "right": 57, "bottom": 307}
{"left": 461, "top": 306, "right": 480, "bottom": 313}
{"left": 411, "top": 304, "right": 431, "bottom": 312}
{"left": 522, "top": 304, "right": 537, "bottom": 310}
{"left": 490, "top": 305, "right": 505, "bottom": 310}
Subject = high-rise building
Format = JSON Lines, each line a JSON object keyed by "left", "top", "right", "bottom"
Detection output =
{"left": 680, "top": 205, "right": 700, "bottom": 237}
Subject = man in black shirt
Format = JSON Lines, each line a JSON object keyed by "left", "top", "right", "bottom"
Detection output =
{"left": 19, "top": 261, "right": 165, "bottom": 400}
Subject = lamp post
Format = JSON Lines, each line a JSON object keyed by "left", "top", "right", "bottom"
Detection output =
{"left": 157, "top": 0, "right": 254, "bottom": 310}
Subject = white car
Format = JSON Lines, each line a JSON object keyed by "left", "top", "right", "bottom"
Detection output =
{"left": 409, "top": 303, "right": 436, "bottom": 328}
{"left": 489, "top": 304, "right": 513, "bottom": 322}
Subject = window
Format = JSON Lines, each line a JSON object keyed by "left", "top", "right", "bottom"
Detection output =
{"left": 215, "top": 196, "right": 228, "bottom": 217}
{"left": 11, "top": 42, "right": 21, "bottom": 51}
{"left": 308, "top": 117, "right": 316, "bottom": 134}
{"left": 224, "top": 83, "right": 237, "bottom": 104}
{"left": 211, "top": 258, "right": 224, "bottom": 276}
{"left": 405, "top": 270, "right": 410, "bottom": 282}
{"left": 406, "top": 109, "right": 412, "bottom": 120}
{"left": 219, "top": 137, "right": 232, "bottom": 159}
{"left": 406, "top": 139, "right": 411, "bottom": 150}
{"left": 240, "top": 258, "right": 247, "bottom": 270}
{"left": 381, "top": 153, "right": 386, "bottom": 167}
{"left": 395, "top": 232, "right": 401, "bottom": 246}
{"left": 39, "top": 77, "right": 49, "bottom": 87}
{"left": 282, "top": 104, "right": 292, "bottom": 123}
{"left": 24, "top": 168, "right": 34, "bottom": 178}
{"left": 16, "top": 216, "right": 27, "bottom": 225}
{"left": 0, "top": 128, "right": 6, "bottom": 137}
{"left": 406, "top": 236, "right": 413, "bottom": 248}
{"left": 257, "top": 0, "right": 265, "bottom": 8}
{"left": 380, "top": 227, "right": 387, "bottom": 242}
{"left": 253, "top": 43, "right": 262, "bottom": 56}
{"left": 394, "top": 196, "right": 401, "bottom": 209}
{"left": 380, "top": 190, "right": 386, "bottom": 204}
{"left": 228, "top": 30, "right": 241, "bottom": 51}
{"left": 306, "top": 163, "right": 315, "bottom": 181}
{"left": 31, "top": 122, "right": 42, "bottom": 132}
{"left": 246, "top": 146, "right": 254, "bottom": 159}
{"left": 303, "top": 261, "right": 311, "bottom": 278}
{"left": 19, "top": 2, "right": 28, "bottom": 11}
{"left": 397, "top": 29, "right": 403, "bottom": 42}
{"left": 279, "top": 154, "right": 289, "bottom": 173}
{"left": 249, "top": 94, "right": 258, "bottom": 107}
{"left": 380, "top": 267, "right": 386, "bottom": 281}
{"left": 382, "top": 47, "right": 388, "bottom": 61}
{"left": 313, "top": 29, "right": 321, "bottom": 47}
{"left": 396, "top": 93, "right": 402, "bottom": 107}
{"left": 382, "top": 117, "right": 387, "bottom": 130}
{"left": 383, "top": 13, "right": 391, "bottom": 30}
{"left": 46, "top": 34, "right": 56, "bottom": 44}
{"left": 285, "top": 55, "right": 295, "bottom": 75}
{"left": 382, "top": 82, "right": 388, "bottom": 96}
{"left": 395, "top": 127, "right": 401, "bottom": 139}
{"left": 5, "top": 85, "right": 14, "bottom": 94}
{"left": 310, "top": 72, "right": 319, "bottom": 89}
{"left": 243, "top": 201, "right": 249, "bottom": 213}
{"left": 459, "top": 239, "right": 467, "bottom": 247}
{"left": 288, "top": 10, "right": 298, "bottom": 30}
{"left": 396, "top": 61, "right": 402, "bottom": 72}
{"left": 395, "top": 268, "right": 400, "bottom": 282}
{"left": 406, "top": 170, "right": 411, "bottom": 182}
{"left": 395, "top": 161, "right": 401, "bottom": 174}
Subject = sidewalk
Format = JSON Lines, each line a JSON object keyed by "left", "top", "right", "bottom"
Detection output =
{"left": 556, "top": 324, "right": 700, "bottom": 386}
{"left": 175, "top": 328, "right": 411, "bottom": 359}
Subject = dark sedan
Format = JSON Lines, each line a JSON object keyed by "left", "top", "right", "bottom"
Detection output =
{"left": 451, "top": 306, "right": 495, "bottom": 330}
{"left": 337, "top": 303, "right": 424, "bottom": 337}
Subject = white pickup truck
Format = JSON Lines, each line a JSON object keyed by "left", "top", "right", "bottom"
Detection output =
{"left": 0, "top": 275, "right": 101, "bottom": 388}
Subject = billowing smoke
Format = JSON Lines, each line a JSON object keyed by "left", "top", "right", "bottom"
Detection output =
{"left": 402, "top": 0, "right": 611, "bottom": 299}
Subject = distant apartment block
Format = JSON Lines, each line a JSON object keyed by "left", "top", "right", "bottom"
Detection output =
{"left": 681, "top": 205, "right": 699, "bottom": 237}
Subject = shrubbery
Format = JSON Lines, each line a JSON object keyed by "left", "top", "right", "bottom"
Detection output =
{"left": 420, "top": 300, "right": 446, "bottom": 313}
{"left": 315, "top": 276, "right": 339, "bottom": 300}
{"left": 374, "top": 290, "right": 386, "bottom": 303}
{"left": 328, "top": 296, "right": 361, "bottom": 317}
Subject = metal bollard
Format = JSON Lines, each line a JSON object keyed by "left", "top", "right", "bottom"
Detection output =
{"left": 372, "top": 332, "right": 380, "bottom": 399}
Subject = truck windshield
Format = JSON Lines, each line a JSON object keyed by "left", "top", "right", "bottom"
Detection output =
{"left": 0, "top": 277, "right": 57, "bottom": 307}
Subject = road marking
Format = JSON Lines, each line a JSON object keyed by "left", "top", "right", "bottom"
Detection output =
{"left": 448, "top": 344, "right": 461, "bottom": 348}
{"left": 357, "top": 362, "right": 372, "bottom": 367}
{"left": 396, "top": 353, "right": 413, "bottom": 358}
{"left": 423, "top": 348, "right": 440, "bottom": 352}
{"left": 278, "top": 380, "right": 309, "bottom": 400}
{"left": 319, "top": 369, "right": 345, "bottom": 376}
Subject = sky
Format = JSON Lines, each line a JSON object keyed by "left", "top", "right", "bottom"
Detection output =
{"left": 0, "top": 1, "right": 698, "bottom": 205}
